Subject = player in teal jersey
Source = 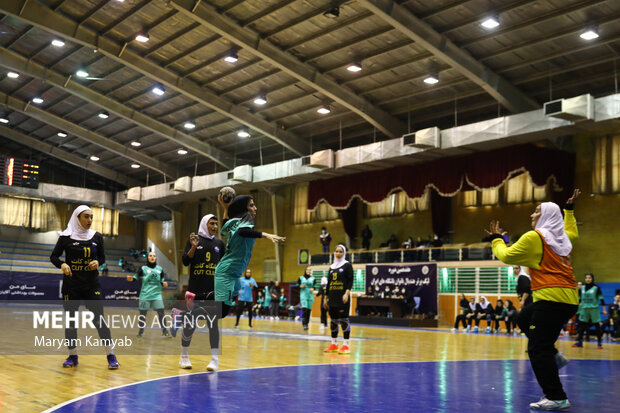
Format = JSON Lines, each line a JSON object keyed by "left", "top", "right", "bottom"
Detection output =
{"left": 214, "top": 194, "right": 285, "bottom": 308}
{"left": 262, "top": 283, "right": 272, "bottom": 318}
{"left": 298, "top": 267, "right": 315, "bottom": 330}
{"left": 128, "top": 251, "right": 169, "bottom": 337}
{"left": 573, "top": 273, "right": 607, "bottom": 349}
{"left": 235, "top": 268, "right": 258, "bottom": 328}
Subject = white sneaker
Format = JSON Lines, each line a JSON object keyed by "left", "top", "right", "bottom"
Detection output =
{"left": 529, "top": 397, "right": 570, "bottom": 410}
{"left": 473, "top": 326, "right": 479, "bottom": 333}
{"left": 451, "top": 328, "right": 457, "bottom": 332}
{"left": 206, "top": 357, "right": 219, "bottom": 372}
{"left": 270, "top": 316, "right": 274, "bottom": 320}
{"left": 513, "top": 330, "right": 518, "bottom": 336}
{"left": 179, "top": 355, "right": 192, "bottom": 369}
{"left": 485, "top": 327, "right": 491, "bottom": 334}
{"left": 295, "top": 316, "right": 300, "bottom": 321}
{"left": 465, "top": 326, "right": 471, "bottom": 332}
{"left": 555, "top": 352, "right": 570, "bottom": 370}
{"left": 275, "top": 316, "right": 280, "bottom": 321}
{"left": 319, "top": 324, "right": 325, "bottom": 330}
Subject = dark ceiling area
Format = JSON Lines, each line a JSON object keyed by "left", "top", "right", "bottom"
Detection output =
{"left": 1, "top": 0, "right": 618, "bottom": 190}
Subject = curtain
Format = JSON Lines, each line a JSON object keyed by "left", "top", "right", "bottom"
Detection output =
{"left": 309, "top": 144, "right": 574, "bottom": 209}
{"left": 30, "top": 200, "right": 61, "bottom": 231}
{"left": 91, "top": 206, "right": 119, "bottom": 236}
{"left": 612, "top": 135, "right": 620, "bottom": 192}
{"left": 0, "top": 197, "right": 30, "bottom": 227}
{"left": 592, "top": 136, "right": 607, "bottom": 193}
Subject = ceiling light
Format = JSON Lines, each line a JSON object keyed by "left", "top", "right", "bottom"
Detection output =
{"left": 177, "top": 149, "right": 188, "bottom": 155}
{"left": 32, "top": 97, "right": 44, "bottom": 104}
{"left": 6, "top": 72, "right": 19, "bottom": 79}
{"left": 57, "top": 132, "right": 68, "bottom": 138}
{"left": 51, "top": 39, "right": 65, "bottom": 47}
{"left": 481, "top": 16, "right": 500, "bottom": 29}
{"left": 224, "top": 52, "right": 238, "bottom": 63}
{"left": 90, "top": 155, "right": 100, "bottom": 161}
{"left": 183, "top": 121, "right": 196, "bottom": 129}
{"left": 0, "top": 118, "right": 9, "bottom": 124}
{"left": 76, "top": 69, "right": 89, "bottom": 78}
{"left": 253, "top": 95, "right": 267, "bottom": 105}
{"left": 237, "top": 130, "right": 250, "bottom": 138}
{"left": 323, "top": 6, "right": 340, "bottom": 19}
{"left": 131, "top": 163, "right": 141, "bottom": 169}
{"left": 152, "top": 84, "right": 165, "bottom": 96}
{"left": 424, "top": 73, "right": 439, "bottom": 84}
{"left": 130, "top": 141, "right": 142, "bottom": 147}
{"left": 135, "top": 32, "right": 150, "bottom": 43}
{"left": 580, "top": 27, "right": 599, "bottom": 40}
{"left": 317, "top": 105, "right": 331, "bottom": 114}
{"left": 98, "top": 111, "right": 109, "bottom": 119}
{"left": 347, "top": 62, "right": 362, "bottom": 72}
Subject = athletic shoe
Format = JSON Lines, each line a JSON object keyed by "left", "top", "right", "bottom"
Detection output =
{"left": 295, "top": 316, "right": 300, "bottom": 321}
{"left": 269, "top": 316, "right": 274, "bottom": 320}
{"left": 513, "top": 330, "right": 518, "bottom": 336}
{"left": 485, "top": 327, "right": 491, "bottom": 334}
{"left": 62, "top": 355, "right": 78, "bottom": 368}
{"left": 319, "top": 324, "right": 326, "bottom": 331}
{"left": 450, "top": 328, "right": 457, "bottom": 332}
{"left": 303, "top": 325, "right": 309, "bottom": 331}
{"left": 338, "top": 345, "right": 351, "bottom": 354}
{"left": 324, "top": 344, "right": 339, "bottom": 353}
{"left": 572, "top": 341, "right": 583, "bottom": 348}
{"left": 555, "top": 352, "right": 570, "bottom": 370}
{"left": 473, "top": 326, "right": 479, "bottom": 333}
{"left": 162, "top": 329, "right": 171, "bottom": 338}
{"left": 494, "top": 329, "right": 500, "bottom": 334}
{"left": 597, "top": 343, "right": 603, "bottom": 349}
{"left": 275, "top": 317, "right": 280, "bottom": 321}
{"left": 529, "top": 397, "right": 570, "bottom": 410}
{"left": 248, "top": 324, "right": 253, "bottom": 328}
{"left": 465, "top": 326, "right": 471, "bottom": 332}
{"left": 136, "top": 332, "right": 143, "bottom": 338}
{"left": 234, "top": 324, "right": 239, "bottom": 329}
{"left": 179, "top": 355, "right": 192, "bottom": 369}
{"left": 206, "top": 357, "right": 218, "bottom": 372}
{"left": 107, "top": 354, "right": 119, "bottom": 370}
{"left": 170, "top": 308, "right": 183, "bottom": 337}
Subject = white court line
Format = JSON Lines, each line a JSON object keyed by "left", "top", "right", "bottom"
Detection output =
{"left": 42, "top": 358, "right": 525, "bottom": 412}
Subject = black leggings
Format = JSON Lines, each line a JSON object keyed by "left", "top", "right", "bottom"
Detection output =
{"left": 329, "top": 306, "right": 350, "bottom": 339}
{"left": 302, "top": 307, "right": 312, "bottom": 327}
{"left": 181, "top": 301, "right": 231, "bottom": 350}
{"left": 577, "top": 321, "right": 603, "bottom": 344}
{"left": 454, "top": 314, "right": 468, "bottom": 329}
{"left": 62, "top": 284, "right": 111, "bottom": 350}
{"left": 138, "top": 309, "right": 166, "bottom": 335}
{"left": 235, "top": 301, "right": 253, "bottom": 326}
{"left": 270, "top": 300, "right": 279, "bottom": 317}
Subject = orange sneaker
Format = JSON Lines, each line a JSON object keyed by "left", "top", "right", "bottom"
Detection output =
{"left": 338, "top": 345, "right": 350, "bottom": 354}
{"left": 324, "top": 344, "right": 339, "bottom": 353}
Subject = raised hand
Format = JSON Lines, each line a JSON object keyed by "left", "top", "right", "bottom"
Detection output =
{"left": 189, "top": 232, "right": 199, "bottom": 247}
{"left": 485, "top": 220, "right": 506, "bottom": 236}
{"left": 566, "top": 189, "right": 581, "bottom": 205}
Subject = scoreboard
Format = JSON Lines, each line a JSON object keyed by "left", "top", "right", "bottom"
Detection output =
{"left": 0, "top": 155, "right": 40, "bottom": 189}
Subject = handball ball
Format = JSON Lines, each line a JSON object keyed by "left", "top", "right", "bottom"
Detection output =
{"left": 219, "top": 186, "right": 236, "bottom": 203}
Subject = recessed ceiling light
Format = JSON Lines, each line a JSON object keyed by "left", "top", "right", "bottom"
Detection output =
{"left": 76, "top": 69, "right": 89, "bottom": 78}
{"left": 224, "top": 52, "right": 238, "bottom": 63}
{"left": 0, "top": 118, "right": 9, "bottom": 124}
{"left": 32, "top": 97, "right": 44, "bottom": 104}
{"left": 347, "top": 62, "right": 362, "bottom": 72}
{"left": 580, "top": 28, "right": 599, "bottom": 40}
{"left": 98, "top": 111, "right": 109, "bottom": 119}
{"left": 481, "top": 16, "right": 500, "bottom": 29}
{"left": 130, "top": 141, "right": 142, "bottom": 147}
{"left": 51, "top": 39, "right": 65, "bottom": 47}
{"left": 177, "top": 149, "right": 188, "bottom": 155}
{"left": 57, "top": 132, "right": 68, "bottom": 138}
{"left": 152, "top": 84, "right": 165, "bottom": 96}
{"left": 253, "top": 95, "right": 267, "bottom": 105}
{"left": 131, "top": 163, "right": 141, "bottom": 169}
{"left": 6, "top": 72, "right": 19, "bottom": 79}
{"left": 135, "top": 32, "right": 150, "bottom": 43}
{"left": 90, "top": 155, "right": 100, "bottom": 161}
{"left": 237, "top": 130, "right": 250, "bottom": 138}
{"left": 317, "top": 105, "right": 331, "bottom": 114}
{"left": 183, "top": 121, "right": 196, "bottom": 129}
{"left": 424, "top": 73, "right": 439, "bottom": 84}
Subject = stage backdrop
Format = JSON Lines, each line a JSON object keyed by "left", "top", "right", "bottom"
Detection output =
{"left": 365, "top": 264, "right": 437, "bottom": 314}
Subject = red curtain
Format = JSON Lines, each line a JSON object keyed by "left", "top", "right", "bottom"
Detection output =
{"left": 308, "top": 144, "right": 575, "bottom": 209}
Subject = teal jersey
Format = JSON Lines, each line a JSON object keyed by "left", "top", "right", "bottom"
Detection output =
{"left": 580, "top": 284, "right": 602, "bottom": 308}
{"left": 299, "top": 275, "right": 315, "bottom": 302}
{"left": 136, "top": 265, "right": 165, "bottom": 301}
{"left": 215, "top": 218, "right": 257, "bottom": 280}
{"left": 263, "top": 286, "right": 271, "bottom": 306}
{"left": 238, "top": 276, "right": 258, "bottom": 302}
{"left": 279, "top": 295, "right": 286, "bottom": 307}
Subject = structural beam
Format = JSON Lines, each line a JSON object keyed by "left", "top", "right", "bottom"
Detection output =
{"left": 358, "top": 0, "right": 539, "bottom": 113}
{"left": 166, "top": 0, "right": 407, "bottom": 139}
{"left": 0, "top": 124, "right": 141, "bottom": 187}
{"left": 0, "top": 91, "right": 178, "bottom": 179}
{"left": 0, "top": 0, "right": 310, "bottom": 156}
{"left": 0, "top": 47, "right": 235, "bottom": 169}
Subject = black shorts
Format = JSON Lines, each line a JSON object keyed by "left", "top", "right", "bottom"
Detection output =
{"left": 329, "top": 305, "right": 350, "bottom": 319}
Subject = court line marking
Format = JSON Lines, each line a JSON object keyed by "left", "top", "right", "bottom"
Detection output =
{"left": 43, "top": 358, "right": 551, "bottom": 412}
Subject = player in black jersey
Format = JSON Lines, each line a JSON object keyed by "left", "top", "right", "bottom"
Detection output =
{"left": 50, "top": 205, "right": 119, "bottom": 369}
{"left": 323, "top": 244, "right": 353, "bottom": 354}
{"left": 174, "top": 213, "right": 226, "bottom": 371}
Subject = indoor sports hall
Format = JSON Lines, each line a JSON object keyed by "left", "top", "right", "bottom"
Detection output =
{"left": 0, "top": 1, "right": 619, "bottom": 412}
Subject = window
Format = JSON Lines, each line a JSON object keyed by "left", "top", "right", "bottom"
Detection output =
{"left": 461, "top": 188, "right": 499, "bottom": 207}
{"left": 293, "top": 183, "right": 339, "bottom": 224}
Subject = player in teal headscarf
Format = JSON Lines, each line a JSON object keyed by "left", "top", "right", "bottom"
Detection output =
{"left": 298, "top": 267, "right": 315, "bottom": 330}
{"left": 215, "top": 194, "right": 285, "bottom": 308}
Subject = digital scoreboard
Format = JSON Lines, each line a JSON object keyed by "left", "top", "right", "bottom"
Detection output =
{"left": 0, "top": 155, "right": 40, "bottom": 189}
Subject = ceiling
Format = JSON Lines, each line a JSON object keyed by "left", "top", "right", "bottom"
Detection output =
{"left": 0, "top": 0, "right": 619, "bottom": 191}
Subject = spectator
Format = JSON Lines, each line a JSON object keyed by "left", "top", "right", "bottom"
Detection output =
{"left": 99, "top": 262, "right": 108, "bottom": 276}
{"left": 253, "top": 290, "right": 264, "bottom": 318}
{"left": 515, "top": 265, "right": 533, "bottom": 309}
{"left": 270, "top": 281, "right": 281, "bottom": 320}
{"left": 465, "top": 297, "right": 477, "bottom": 331}
{"left": 263, "top": 283, "right": 272, "bottom": 317}
{"left": 319, "top": 227, "right": 332, "bottom": 253}
{"left": 452, "top": 294, "right": 473, "bottom": 332}
{"left": 472, "top": 296, "right": 494, "bottom": 333}
{"left": 603, "top": 294, "right": 619, "bottom": 341}
{"left": 414, "top": 236, "right": 426, "bottom": 248}
{"left": 431, "top": 234, "right": 443, "bottom": 247}
{"left": 402, "top": 237, "right": 413, "bottom": 249}
{"left": 503, "top": 299, "right": 519, "bottom": 335}
{"left": 279, "top": 288, "right": 287, "bottom": 312}
{"left": 491, "top": 299, "right": 505, "bottom": 333}
{"left": 361, "top": 225, "right": 373, "bottom": 250}
{"left": 380, "top": 234, "right": 398, "bottom": 249}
